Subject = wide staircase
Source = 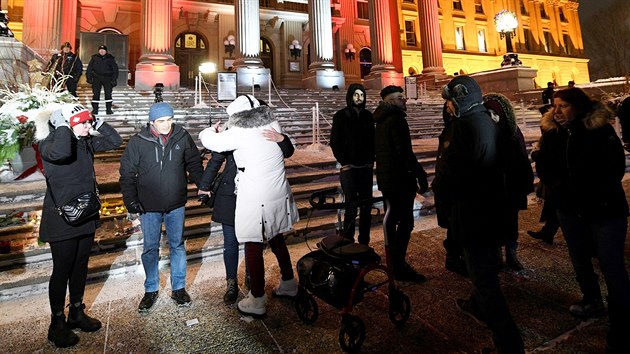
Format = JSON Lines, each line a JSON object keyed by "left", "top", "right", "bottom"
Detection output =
{"left": 0, "top": 85, "right": 544, "bottom": 294}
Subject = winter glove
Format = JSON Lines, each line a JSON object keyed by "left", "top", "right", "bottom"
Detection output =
{"left": 93, "top": 115, "right": 104, "bottom": 130}
{"left": 49, "top": 109, "right": 69, "bottom": 129}
{"left": 417, "top": 175, "right": 429, "bottom": 195}
{"left": 126, "top": 201, "right": 145, "bottom": 215}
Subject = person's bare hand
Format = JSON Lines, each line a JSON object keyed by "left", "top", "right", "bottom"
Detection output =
{"left": 198, "top": 190, "right": 211, "bottom": 196}
{"left": 212, "top": 121, "right": 223, "bottom": 132}
{"left": 262, "top": 127, "right": 284, "bottom": 142}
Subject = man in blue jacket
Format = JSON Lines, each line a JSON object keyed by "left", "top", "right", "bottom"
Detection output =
{"left": 120, "top": 102, "right": 204, "bottom": 312}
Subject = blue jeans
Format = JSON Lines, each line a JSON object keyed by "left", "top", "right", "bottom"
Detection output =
{"left": 140, "top": 206, "right": 187, "bottom": 292}
{"left": 556, "top": 210, "right": 630, "bottom": 308}
{"left": 222, "top": 224, "right": 239, "bottom": 280}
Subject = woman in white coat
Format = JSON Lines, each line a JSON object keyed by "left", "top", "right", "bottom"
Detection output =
{"left": 199, "top": 95, "right": 299, "bottom": 318}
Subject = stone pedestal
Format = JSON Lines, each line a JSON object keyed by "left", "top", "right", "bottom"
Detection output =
{"left": 363, "top": 71, "right": 404, "bottom": 90}
{"left": 236, "top": 67, "right": 271, "bottom": 91}
{"left": 134, "top": 62, "right": 180, "bottom": 91}
{"left": 470, "top": 66, "right": 538, "bottom": 100}
{"left": 303, "top": 70, "right": 345, "bottom": 90}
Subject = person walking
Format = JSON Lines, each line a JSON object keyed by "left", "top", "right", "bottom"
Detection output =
{"left": 43, "top": 41, "right": 82, "bottom": 97}
{"left": 373, "top": 85, "right": 428, "bottom": 283}
{"left": 330, "top": 83, "right": 375, "bottom": 245}
{"left": 39, "top": 104, "right": 122, "bottom": 348}
{"left": 441, "top": 76, "right": 524, "bottom": 353}
{"left": 119, "top": 102, "right": 204, "bottom": 312}
{"left": 542, "top": 88, "right": 630, "bottom": 352}
{"left": 199, "top": 95, "right": 299, "bottom": 318}
{"left": 86, "top": 45, "right": 118, "bottom": 115}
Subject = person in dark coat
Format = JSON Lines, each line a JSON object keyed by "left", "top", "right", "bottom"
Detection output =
{"left": 119, "top": 102, "right": 204, "bottom": 312}
{"left": 86, "top": 45, "right": 118, "bottom": 115}
{"left": 617, "top": 96, "right": 630, "bottom": 151}
{"left": 330, "top": 83, "right": 375, "bottom": 245}
{"left": 198, "top": 126, "right": 294, "bottom": 305}
{"left": 544, "top": 88, "right": 630, "bottom": 352}
{"left": 373, "top": 85, "right": 428, "bottom": 283}
{"left": 441, "top": 76, "right": 524, "bottom": 354}
{"left": 483, "top": 93, "right": 534, "bottom": 271}
{"left": 44, "top": 41, "right": 82, "bottom": 97}
{"left": 542, "top": 82, "right": 554, "bottom": 105}
{"left": 39, "top": 103, "right": 122, "bottom": 348}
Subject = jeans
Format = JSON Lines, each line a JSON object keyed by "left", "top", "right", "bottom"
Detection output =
{"left": 140, "top": 206, "right": 187, "bottom": 292}
{"left": 222, "top": 223, "right": 239, "bottom": 280}
{"left": 382, "top": 190, "right": 416, "bottom": 272}
{"left": 556, "top": 210, "right": 630, "bottom": 308}
{"left": 340, "top": 167, "right": 374, "bottom": 244}
{"left": 464, "top": 246, "right": 524, "bottom": 353}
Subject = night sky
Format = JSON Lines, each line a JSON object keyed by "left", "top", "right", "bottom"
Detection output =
{"left": 578, "top": 0, "right": 615, "bottom": 25}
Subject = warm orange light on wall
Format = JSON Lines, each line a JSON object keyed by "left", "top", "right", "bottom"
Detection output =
{"left": 145, "top": 0, "right": 171, "bottom": 52}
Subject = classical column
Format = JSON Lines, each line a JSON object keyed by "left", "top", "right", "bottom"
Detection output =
{"left": 418, "top": 0, "right": 445, "bottom": 75}
{"left": 60, "top": 0, "right": 78, "bottom": 48}
{"left": 233, "top": 0, "right": 263, "bottom": 68}
{"left": 22, "top": 0, "right": 62, "bottom": 57}
{"left": 364, "top": 0, "right": 402, "bottom": 89}
{"left": 135, "top": 0, "right": 179, "bottom": 90}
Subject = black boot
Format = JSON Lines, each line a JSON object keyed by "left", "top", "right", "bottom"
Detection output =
{"left": 224, "top": 278, "right": 239, "bottom": 305}
{"left": 445, "top": 254, "right": 468, "bottom": 277}
{"left": 48, "top": 312, "right": 79, "bottom": 348}
{"left": 505, "top": 248, "right": 524, "bottom": 272}
{"left": 606, "top": 297, "right": 630, "bottom": 353}
{"left": 91, "top": 102, "right": 99, "bottom": 115}
{"left": 67, "top": 303, "right": 102, "bottom": 332}
{"left": 105, "top": 102, "right": 114, "bottom": 115}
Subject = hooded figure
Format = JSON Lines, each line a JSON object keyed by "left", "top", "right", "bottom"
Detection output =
{"left": 329, "top": 83, "right": 375, "bottom": 244}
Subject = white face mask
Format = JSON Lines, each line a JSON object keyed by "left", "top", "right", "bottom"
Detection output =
{"left": 352, "top": 90, "right": 364, "bottom": 106}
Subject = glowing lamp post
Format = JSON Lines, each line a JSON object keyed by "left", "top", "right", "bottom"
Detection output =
{"left": 194, "top": 62, "right": 217, "bottom": 108}
{"left": 495, "top": 10, "right": 522, "bottom": 67}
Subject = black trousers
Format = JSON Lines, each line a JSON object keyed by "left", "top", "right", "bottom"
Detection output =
{"left": 91, "top": 77, "right": 113, "bottom": 112}
{"left": 65, "top": 79, "right": 78, "bottom": 97}
{"left": 48, "top": 234, "right": 94, "bottom": 314}
{"left": 339, "top": 166, "right": 373, "bottom": 244}
{"left": 382, "top": 190, "right": 416, "bottom": 272}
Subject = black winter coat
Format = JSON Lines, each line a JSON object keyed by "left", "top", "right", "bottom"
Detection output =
{"left": 373, "top": 102, "right": 426, "bottom": 195}
{"left": 119, "top": 124, "right": 204, "bottom": 213}
{"left": 199, "top": 134, "right": 295, "bottom": 226}
{"left": 45, "top": 52, "right": 82, "bottom": 81}
{"left": 39, "top": 123, "right": 122, "bottom": 243}
{"left": 86, "top": 53, "right": 118, "bottom": 83}
{"left": 432, "top": 104, "right": 453, "bottom": 229}
{"left": 330, "top": 84, "right": 375, "bottom": 166}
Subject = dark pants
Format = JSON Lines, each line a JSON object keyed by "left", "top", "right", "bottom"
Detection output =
{"left": 91, "top": 77, "right": 113, "bottom": 113}
{"left": 464, "top": 246, "right": 524, "bottom": 353}
{"left": 65, "top": 79, "right": 78, "bottom": 97}
{"left": 443, "top": 227, "right": 463, "bottom": 258}
{"left": 382, "top": 190, "right": 416, "bottom": 272}
{"left": 245, "top": 235, "right": 294, "bottom": 298}
{"left": 506, "top": 207, "right": 519, "bottom": 251}
{"left": 339, "top": 166, "right": 373, "bottom": 244}
{"left": 48, "top": 234, "right": 94, "bottom": 314}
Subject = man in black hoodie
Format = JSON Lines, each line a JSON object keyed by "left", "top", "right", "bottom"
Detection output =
{"left": 330, "top": 84, "right": 375, "bottom": 245}
{"left": 86, "top": 45, "right": 118, "bottom": 115}
{"left": 373, "top": 85, "right": 428, "bottom": 283}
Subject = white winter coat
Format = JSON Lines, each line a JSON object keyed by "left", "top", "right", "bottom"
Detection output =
{"left": 198, "top": 106, "right": 299, "bottom": 243}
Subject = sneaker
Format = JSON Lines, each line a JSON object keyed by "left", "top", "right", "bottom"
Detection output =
{"left": 224, "top": 279, "right": 239, "bottom": 305}
{"left": 394, "top": 263, "right": 427, "bottom": 283}
{"left": 138, "top": 291, "right": 159, "bottom": 312}
{"left": 171, "top": 288, "right": 192, "bottom": 307}
{"left": 569, "top": 298, "right": 605, "bottom": 318}
{"left": 272, "top": 278, "right": 298, "bottom": 298}
{"left": 527, "top": 230, "right": 554, "bottom": 245}
{"left": 456, "top": 298, "right": 488, "bottom": 328}
{"left": 237, "top": 291, "right": 267, "bottom": 319}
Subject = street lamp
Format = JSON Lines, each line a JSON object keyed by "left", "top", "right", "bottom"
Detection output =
{"left": 223, "top": 35, "right": 236, "bottom": 58}
{"left": 194, "top": 62, "right": 217, "bottom": 108}
{"left": 344, "top": 43, "right": 356, "bottom": 61}
{"left": 495, "top": 10, "right": 521, "bottom": 67}
{"left": 289, "top": 39, "right": 302, "bottom": 59}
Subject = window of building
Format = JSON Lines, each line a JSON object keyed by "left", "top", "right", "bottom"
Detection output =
{"left": 357, "top": 0, "right": 369, "bottom": 20}
{"left": 477, "top": 29, "right": 487, "bottom": 52}
{"left": 559, "top": 8, "right": 568, "bottom": 22}
{"left": 520, "top": 0, "right": 528, "bottom": 16}
{"left": 405, "top": 20, "right": 417, "bottom": 47}
{"left": 453, "top": 0, "right": 463, "bottom": 11}
{"left": 474, "top": 0, "right": 484, "bottom": 14}
{"left": 540, "top": 4, "right": 548, "bottom": 19}
{"left": 523, "top": 28, "right": 532, "bottom": 51}
{"left": 543, "top": 31, "right": 552, "bottom": 52}
{"left": 455, "top": 26, "right": 465, "bottom": 50}
{"left": 563, "top": 33, "right": 572, "bottom": 55}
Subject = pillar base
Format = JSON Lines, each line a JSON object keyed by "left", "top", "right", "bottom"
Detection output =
{"left": 134, "top": 62, "right": 180, "bottom": 91}
{"left": 363, "top": 71, "right": 403, "bottom": 90}
{"left": 236, "top": 67, "right": 270, "bottom": 91}
{"left": 303, "top": 69, "right": 345, "bottom": 90}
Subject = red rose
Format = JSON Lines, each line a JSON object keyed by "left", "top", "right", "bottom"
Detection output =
{"left": 17, "top": 115, "right": 28, "bottom": 124}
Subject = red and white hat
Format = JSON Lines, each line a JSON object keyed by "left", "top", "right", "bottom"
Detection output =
{"left": 62, "top": 104, "right": 93, "bottom": 127}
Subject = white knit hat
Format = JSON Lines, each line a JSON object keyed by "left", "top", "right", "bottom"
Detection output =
{"left": 225, "top": 95, "right": 260, "bottom": 117}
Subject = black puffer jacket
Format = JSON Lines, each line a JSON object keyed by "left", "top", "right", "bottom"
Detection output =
{"left": 119, "top": 124, "right": 204, "bottom": 213}
{"left": 39, "top": 123, "right": 122, "bottom": 243}
{"left": 373, "top": 102, "right": 426, "bottom": 194}
{"left": 86, "top": 53, "right": 118, "bottom": 82}
{"left": 330, "top": 83, "right": 375, "bottom": 166}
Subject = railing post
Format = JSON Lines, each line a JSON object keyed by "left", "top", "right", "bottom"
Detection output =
{"left": 268, "top": 73, "right": 272, "bottom": 105}
{"left": 315, "top": 102, "right": 320, "bottom": 144}
{"left": 194, "top": 75, "right": 199, "bottom": 106}
{"left": 312, "top": 105, "right": 316, "bottom": 145}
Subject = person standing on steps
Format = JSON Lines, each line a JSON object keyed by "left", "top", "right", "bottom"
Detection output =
{"left": 330, "top": 83, "right": 375, "bottom": 245}
{"left": 43, "top": 41, "right": 82, "bottom": 97}
{"left": 86, "top": 45, "right": 118, "bottom": 115}
{"left": 119, "top": 102, "right": 204, "bottom": 312}
{"left": 39, "top": 104, "right": 122, "bottom": 348}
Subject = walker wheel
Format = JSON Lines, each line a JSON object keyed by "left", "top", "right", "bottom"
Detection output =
{"left": 388, "top": 289, "right": 411, "bottom": 327}
{"left": 338, "top": 314, "right": 366, "bottom": 353}
{"left": 295, "top": 287, "right": 318, "bottom": 324}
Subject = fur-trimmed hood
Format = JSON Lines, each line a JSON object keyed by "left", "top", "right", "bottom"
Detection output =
{"left": 226, "top": 105, "right": 275, "bottom": 129}
{"left": 541, "top": 102, "right": 613, "bottom": 133}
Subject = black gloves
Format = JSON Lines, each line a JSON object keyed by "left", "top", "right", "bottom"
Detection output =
{"left": 127, "top": 201, "right": 145, "bottom": 214}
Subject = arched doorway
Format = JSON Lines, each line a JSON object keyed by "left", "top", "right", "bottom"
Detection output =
{"left": 359, "top": 48, "right": 372, "bottom": 79}
{"left": 174, "top": 32, "right": 208, "bottom": 88}
{"left": 260, "top": 37, "right": 274, "bottom": 79}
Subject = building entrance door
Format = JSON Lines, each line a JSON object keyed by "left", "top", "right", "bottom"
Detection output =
{"left": 174, "top": 33, "right": 208, "bottom": 88}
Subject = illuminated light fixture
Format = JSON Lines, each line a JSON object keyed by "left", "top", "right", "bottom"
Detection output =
{"left": 289, "top": 39, "right": 302, "bottom": 59}
{"left": 224, "top": 35, "right": 236, "bottom": 57}
{"left": 199, "top": 62, "right": 217, "bottom": 74}
{"left": 344, "top": 43, "right": 356, "bottom": 61}
{"left": 495, "top": 10, "right": 518, "bottom": 52}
